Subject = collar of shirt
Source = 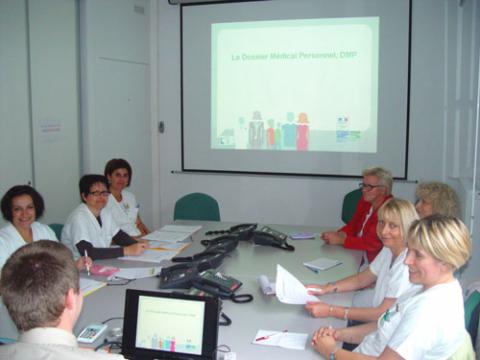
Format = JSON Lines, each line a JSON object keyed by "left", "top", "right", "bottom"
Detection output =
{"left": 19, "top": 327, "right": 78, "bottom": 348}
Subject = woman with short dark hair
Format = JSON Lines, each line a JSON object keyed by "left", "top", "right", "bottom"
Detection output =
{"left": 0, "top": 185, "right": 90, "bottom": 272}
{"left": 104, "top": 158, "right": 149, "bottom": 237}
{"left": 62, "top": 174, "right": 148, "bottom": 260}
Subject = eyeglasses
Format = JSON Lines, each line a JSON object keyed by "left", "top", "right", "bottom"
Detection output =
{"left": 88, "top": 191, "right": 110, "bottom": 197}
{"left": 358, "top": 183, "right": 385, "bottom": 191}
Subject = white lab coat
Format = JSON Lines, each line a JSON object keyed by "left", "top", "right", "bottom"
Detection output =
{"left": 62, "top": 203, "right": 120, "bottom": 259}
{"left": 105, "top": 190, "right": 141, "bottom": 237}
{"left": 0, "top": 222, "right": 56, "bottom": 271}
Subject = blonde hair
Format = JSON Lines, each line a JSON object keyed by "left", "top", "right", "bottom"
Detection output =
{"left": 362, "top": 167, "right": 393, "bottom": 195}
{"left": 408, "top": 215, "right": 471, "bottom": 270}
{"left": 415, "top": 182, "right": 460, "bottom": 217}
{"left": 378, "top": 198, "right": 419, "bottom": 244}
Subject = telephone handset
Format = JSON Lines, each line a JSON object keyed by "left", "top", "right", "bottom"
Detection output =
{"left": 252, "top": 226, "right": 295, "bottom": 251}
{"left": 200, "top": 234, "right": 239, "bottom": 253}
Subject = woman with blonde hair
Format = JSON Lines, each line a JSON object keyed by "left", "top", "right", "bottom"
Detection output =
{"left": 415, "top": 181, "right": 460, "bottom": 218}
{"left": 312, "top": 214, "right": 472, "bottom": 359}
{"left": 306, "top": 198, "right": 420, "bottom": 323}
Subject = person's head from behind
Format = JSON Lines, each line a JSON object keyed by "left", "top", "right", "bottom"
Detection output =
{"left": 104, "top": 158, "right": 133, "bottom": 192}
{"left": 405, "top": 214, "right": 471, "bottom": 289}
{"left": 377, "top": 198, "right": 419, "bottom": 253}
{"left": 360, "top": 167, "right": 393, "bottom": 206}
{"left": 79, "top": 174, "right": 109, "bottom": 214}
{"left": 1, "top": 185, "right": 45, "bottom": 231}
{"left": 415, "top": 182, "right": 460, "bottom": 218}
{"left": 0, "top": 240, "right": 81, "bottom": 332}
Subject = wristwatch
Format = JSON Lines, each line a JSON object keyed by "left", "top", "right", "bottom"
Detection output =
{"left": 329, "top": 349, "right": 337, "bottom": 360}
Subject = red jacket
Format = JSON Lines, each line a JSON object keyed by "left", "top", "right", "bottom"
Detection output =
{"left": 339, "top": 195, "right": 392, "bottom": 263}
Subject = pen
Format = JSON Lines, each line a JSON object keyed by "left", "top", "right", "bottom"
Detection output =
{"left": 255, "top": 330, "right": 288, "bottom": 341}
{"left": 84, "top": 250, "right": 90, "bottom": 276}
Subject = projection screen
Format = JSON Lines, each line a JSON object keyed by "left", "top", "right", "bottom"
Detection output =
{"left": 181, "top": 0, "right": 411, "bottom": 178}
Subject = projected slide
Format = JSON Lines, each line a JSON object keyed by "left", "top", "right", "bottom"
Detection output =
{"left": 211, "top": 17, "right": 379, "bottom": 153}
{"left": 135, "top": 296, "right": 205, "bottom": 355}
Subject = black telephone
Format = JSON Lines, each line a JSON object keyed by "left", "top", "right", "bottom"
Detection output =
{"left": 252, "top": 226, "right": 295, "bottom": 251}
{"left": 200, "top": 234, "right": 239, "bottom": 253}
{"left": 193, "top": 269, "right": 253, "bottom": 303}
{"left": 158, "top": 262, "right": 199, "bottom": 289}
{"left": 205, "top": 223, "right": 257, "bottom": 240}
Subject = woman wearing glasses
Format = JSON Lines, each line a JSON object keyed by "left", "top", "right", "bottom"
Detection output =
{"left": 312, "top": 215, "right": 472, "bottom": 359}
{"left": 321, "top": 167, "right": 393, "bottom": 263}
{"left": 0, "top": 185, "right": 91, "bottom": 271}
{"left": 62, "top": 174, "right": 148, "bottom": 260}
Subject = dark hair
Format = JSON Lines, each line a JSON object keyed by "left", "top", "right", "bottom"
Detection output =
{"left": 104, "top": 158, "right": 132, "bottom": 187}
{"left": 1, "top": 185, "right": 45, "bottom": 222}
{"left": 0, "top": 240, "right": 79, "bottom": 331}
{"left": 79, "top": 174, "right": 109, "bottom": 202}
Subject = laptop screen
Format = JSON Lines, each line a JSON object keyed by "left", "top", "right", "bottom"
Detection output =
{"left": 122, "top": 290, "right": 219, "bottom": 360}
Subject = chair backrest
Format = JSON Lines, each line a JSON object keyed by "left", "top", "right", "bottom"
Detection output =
{"left": 48, "top": 223, "right": 64, "bottom": 240}
{"left": 173, "top": 192, "right": 220, "bottom": 221}
{"left": 464, "top": 289, "right": 480, "bottom": 351}
{"left": 341, "top": 189, "right": 362, "bottom": 224}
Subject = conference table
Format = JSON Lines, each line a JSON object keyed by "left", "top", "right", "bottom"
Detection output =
{"left": 0, "top": 221, "right": 363, "bottom": 359}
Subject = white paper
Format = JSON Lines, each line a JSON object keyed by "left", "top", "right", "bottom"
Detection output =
{"left": 252, "top": 329, "right": 308, "bottom": 350}
{"left": 148, "top": 240, "right": 190, "bottom": 251}
{"left": 141, "top": 224, "right": 202, "bottom": 243}
{"left": 258, "top": 275, "right": 275, "bottom": 295}
{"left": 119, "top": 250, "right": 177, "bottom": 263}
{"left": 80, "top": 278, "right": 106, "bottom": 297}
{"left": 303, "top": 257, "right": 342, "bottom": 271}
{"left": 275, "top": 264, "right": 318, "bottom": 304}
{"left": 112, "top": 266, "right": 162, "bottom": 280}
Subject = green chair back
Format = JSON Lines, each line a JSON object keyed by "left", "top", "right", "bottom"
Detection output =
{"left": 341, "top": 188, "right": 362, "bottom": 224}
{"left": 48, "top": 223, "right": 64, "bottom": 240}
{"left": 173, "top": 192, "right": 220, "bottom": 221}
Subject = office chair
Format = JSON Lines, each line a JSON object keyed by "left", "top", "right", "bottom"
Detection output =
{"left": 48, "top": 223, "right": 64, "bottom": 240}
{"left": 173, "top": 192, "right": 221, "bottom": 221}
{"left": 341, "top": 188, "right": 362, "bottom": 224}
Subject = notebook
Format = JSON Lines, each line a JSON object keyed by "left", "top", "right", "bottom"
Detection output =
{"left": 122, "top": 289, "right": 219, "bottom": 360}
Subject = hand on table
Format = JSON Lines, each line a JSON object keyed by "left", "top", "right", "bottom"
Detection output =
{"left": 311, "top": 327, "right": 338, "bottom": 357}
{"left": 124, "top": 242, "right": 148, "bottom": 256}
{"left": 320, "top": 231, "right": 346, "bottom": 245}
{"left": 305, "top": 301, "right": 331, "bottom": 318}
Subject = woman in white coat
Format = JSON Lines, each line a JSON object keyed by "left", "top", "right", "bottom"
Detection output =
{"left": 305, "top": 198, "right": 421, "bottom": 323}
{"left": 104, "top": 158, "right": 149, "bottom": 238}
{"left": 0, "top": 185, "right": 90, "bottom": 271}
{"left": 62, "top": 174, "right": 147, "bottom": 260}
{"left": 312, "top": 214, "right": 472, "bottom": 360}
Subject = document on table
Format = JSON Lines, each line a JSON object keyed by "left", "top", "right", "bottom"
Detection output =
{"left": 80, "top": 278, "right": 107, "bottom": 297}
{"left": 119, "top": 249, "right": 177, "bottom": 263}
{"left": 112, "top": 266, "right": 162, "bottom": 280}
{"left": 252, "top": 329, "right": 308, "bottom": 350}
{"left": 303, "top": 257, "right": 342, "bottom": 272}
{"left": 142, "top": 224, "right": 202, "bottom": 243}
{"left": 275, "top": 264, "right": 319, "bottom": 304}
{"left": 148, "top": 241, "right": 191, "bottom": 251}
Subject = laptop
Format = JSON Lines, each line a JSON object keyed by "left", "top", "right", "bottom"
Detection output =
{"left": 122, "top": 289, "right": 220, "bottom": 360}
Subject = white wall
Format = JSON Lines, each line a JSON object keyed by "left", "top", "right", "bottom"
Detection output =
{"left": 0, "top": 0, "right": 80, "bottom": 225}
{"left": 80, "top": 0, "right": 155, "bottom": 227}
{"left": 155, "top": 0, "right": 456, "bottom": 229}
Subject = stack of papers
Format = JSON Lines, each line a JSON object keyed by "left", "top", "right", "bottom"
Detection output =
{"left": 80, "top": 278, "right": 107, "bottom": 297}
{"left": 303, "top": 257, "right": 342, "bottom": 272}
{"left": 252, "top": 329, "right": 308, "bottom": 350}
{"left": 142, "top": 224, "right": 202, "bottom": 243}
{"left": 119, "top": 249, "right": 177, "bottom": 263}
{"left": 275, "top": 264, "right": 318, "bottom": 304}
{"left": 112, "top": 266, "right": 162, "bottom": 280}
